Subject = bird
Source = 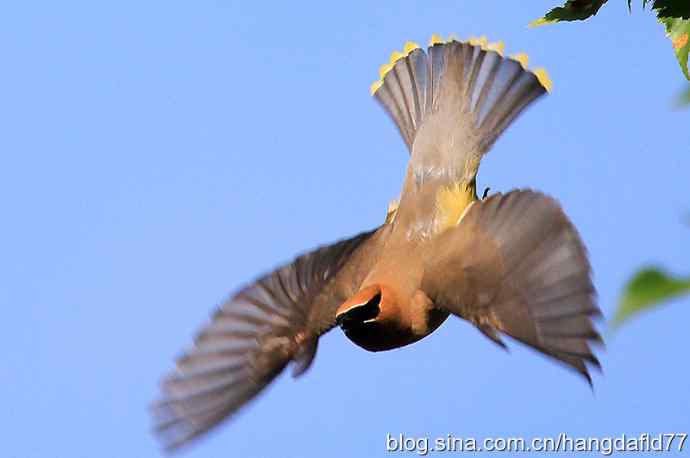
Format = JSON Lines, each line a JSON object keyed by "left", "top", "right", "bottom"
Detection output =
{"left": 152, "top": 34, "right": 601, "bottom": 452}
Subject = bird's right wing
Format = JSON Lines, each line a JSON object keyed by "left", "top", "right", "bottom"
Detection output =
{"left": 421, "top": 190, "right": 602, "bottom": 383}
{"left": 152, "top": 228, "right": 380, "bottom": 451}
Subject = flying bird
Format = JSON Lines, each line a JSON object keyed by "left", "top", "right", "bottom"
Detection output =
{"left": 152, "top": 34, "right": 601, "bottom": 451}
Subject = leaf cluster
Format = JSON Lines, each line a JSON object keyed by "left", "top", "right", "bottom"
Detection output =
{"left": 532, "top": 0, "right": 690, "bottom": 80}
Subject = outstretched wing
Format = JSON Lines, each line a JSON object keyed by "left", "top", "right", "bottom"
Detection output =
{"left": 152, "top": 229, "right": 379, "bottom": 451}
{"left": 422, "top": 190, "right": 601, "bottom": 383}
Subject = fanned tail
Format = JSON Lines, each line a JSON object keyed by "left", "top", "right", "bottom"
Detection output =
{"left": 372, "top": 35, "right": 551, "bottom": 156}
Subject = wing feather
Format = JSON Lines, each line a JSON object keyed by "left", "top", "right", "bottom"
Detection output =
{"left": 422, "top": 190, "right": 601, "bottom": 383}
{"left": 152, "top": 229, "right": 378, "bottom": 451}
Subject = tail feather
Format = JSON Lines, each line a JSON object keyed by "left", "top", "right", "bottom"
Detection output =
{"left": 372, "top": 36, "right": 550, "bottom": 156}
{"left": 372, "top": 43, "right": 428, "bottom": 149}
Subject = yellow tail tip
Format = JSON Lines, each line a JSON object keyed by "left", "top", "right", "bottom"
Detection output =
{"left": 429, "top": 34, "right": 445, "bottom": 46}
{"left": 370, "top": 35, "right": 553, "bottom": 95}
{"left": 468, "top": 36, "right": 489, "bottom": 49}
{"left": 533, "top": 68, "right": 553, "bottom": 92}
{"left": 510, "top": 52, "right": 529, "bottom": 69}
{"left": 486, "top": 40, "right": 505, "bottom": 56}
{"left": 403, "top": 41, "right": 420, "bottom": 54}
{"left": 378, "top": 62, "right": 395, "bottom": 79}
{"left": 389, "top": 50, "right": 405, "bottom": 64}
{"left": 370, "top": 80, "right": 383, "bottom": 96}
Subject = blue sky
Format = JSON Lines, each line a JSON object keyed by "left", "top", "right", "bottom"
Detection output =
{"left": 2, "top": 1, "right": 689, "bottom": 457}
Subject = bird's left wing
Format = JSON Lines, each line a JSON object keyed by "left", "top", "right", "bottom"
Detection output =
{"left": 152, "top": 228, "right": 380, "bottom": 451}
{"left": 421, "top": 191, "right": 601, "bottom": 383}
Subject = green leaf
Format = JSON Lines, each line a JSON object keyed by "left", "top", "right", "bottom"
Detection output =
{"left": 659, "top": 16, "right": 690, "bottom": 79}
{"left": 613, "top": 267, "right": 690, "bottom": 327}
{"left": 652, "top": 0, "right": 690, "bottom": 20}
{"left": 530, "top": 0, "right": 608, "bottom": 27}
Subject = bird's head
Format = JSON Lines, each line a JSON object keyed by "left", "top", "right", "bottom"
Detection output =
{"left": 336, "top": 285, "right": 385, "bottom": 329}
{"left": 335, "top": 284, "right": 412, "bottom": 351}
